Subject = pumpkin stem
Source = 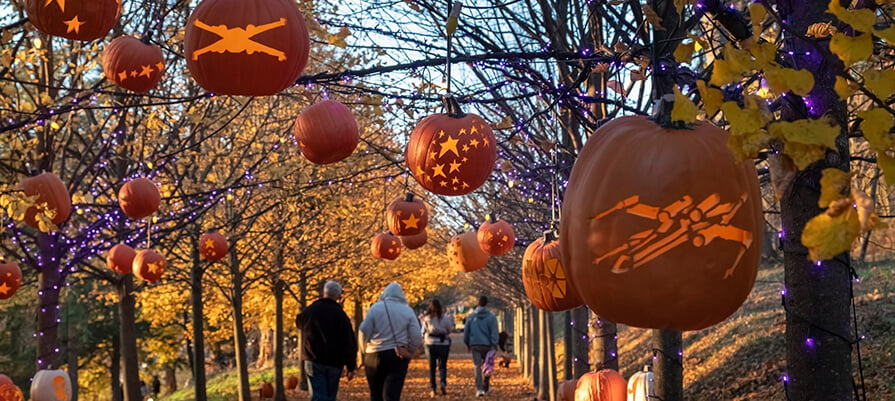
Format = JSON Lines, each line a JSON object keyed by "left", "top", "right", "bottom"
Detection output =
{"left": 489, "top": 213, "right": 497, "bottom": 222}
{"left": 404, "top": 193, "right": 414, "bottom": 202}
{"left": 140, "top": 32, "right": 153, "bottom": 45}
{"left": 543, "top": 230, "right": 556, "bottom": 243}
{"left": 442, "top": 95, "right": 466, "bottom": 118}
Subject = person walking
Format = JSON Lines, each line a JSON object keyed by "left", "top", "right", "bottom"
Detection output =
{"left": 464, "top": 296, "right": 499, "bottom": 397}
{"left": 295, "top": 280, "right": 358, "bottom": 401}
{"left": 421, "top": 299, "right": 455, "bottom": 397}
{"left": 360, "top": 282, "right": 423, "bottom": 401}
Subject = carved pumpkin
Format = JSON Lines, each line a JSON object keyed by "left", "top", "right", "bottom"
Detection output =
{"left": 19, "top": 172, "right": 71, "bottom": 229}
{"left": 106, "top": 244, "right": 136, "bottom": 275}
{"left": 371, "top": 232, "right": 401, "bottom": 260}
{"left": 400, "top": 230, "right": 428, "bottom": 250}
{"left": 30, "top": 369, "right": 71, "bottom": 401}
{"left": 285, "top": 375, "right": 299, "bottom": 390}
{"left": 574, "top": 369, "right": 626, "bottom": 401}
{"left": 0, "top": 375, "right": 12, "bottom": 386}
{"left": 626, "top": 366, "right": 654, "bottom": 401}
{"left": 0, "top": 381, "right": 22, "bottom": 401}
{"left": 477, "top": 215, "right": 515, "bottom": 256}
{"left": 118, "top": 178, "right": 161, "bottom": 220}
{"left": 24, "top": 0, "right": 120, "bottom": 41}
{"left": 560, "top": 116, "right": 762, "bottom": 331}
{"left": 386, "top": 193, "right": 429, "bottom": 236}
{"left": 448, "top": 231, "right": 489, "bottom": 272}
{"left": 259, "top": 381, "right": 274, "bottom": 398}
{"left": 184, "top": 0, "right": 310, "bottom": 96}
{"left": 522, "top": 234, "right": 583, "bottom": 311}
{"left": 199, "top": 230, "right": 229, "bottom": 261}
{"left": 405, "top": 96, "right": 496, "bottom": 196}
{"left": 132, "top": 249, "right": 166, "bottom": 283}
{"left": 558, "top": 379, "right": 578, "bottom": 401}
{"left": 293, "top": 100, "right": 359, "bottom": 164}
{"left": 0, "top": 259, "right": 22, "bottom": 300}
{"left": 102, "top": 36, "right": 165, "bottom": 93}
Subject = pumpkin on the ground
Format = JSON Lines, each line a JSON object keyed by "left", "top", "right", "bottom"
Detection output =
{"left": 30, "top": 369, "right": 71, "bottom": 401}
{"left": 477, "top": 215, "right": 515, "bottom": 256}
{"left": 133, "top": 249, "right": 166, "bottom": 283}
{"left": 293, "top": 100, "right": 359, "bottom": 164}
{"left": 20, "top": 172, "right": 71, "bottom": 229}
{"left": 386, "top": 193, "right": 429, "bottom": 236}
{"left": 106, "top": 244, "right": 136, "bottom": 275}
{"left": 558, "top": 379, "right": 578, "bottom": 401}
{"left": 199, "top": 230, "right": 229, "bottom": 261}
{"left": 626, "top": 366, "right": 654, "bottom": 401}
{"left": 448, "top": 231, "right": 489, "bottom": 272}
{"left": 574, "top": 369, "right": 626, "bottom": 401}
{"left": 522, "top": 234, "right": 582, "bottom": 311}
{"left": 0, "top": 259, "right": 22, "bottom": 300}
{"left": 285, "top": 376, "right": 299, "bottom": 390}
{"left": 371, "top": 232, "right": 401, "bottom": 260}
{"left": 400, "top": 230, "right": 428, "bottom": 250}
{"left": 259, "top": 381, "right": 274, "bottom": 398}
{"left": 24, "top": 0, "right": 120, "bottom": 41}
{"left": 118, "top": 178, "right": 161, "bottom": 220}
{"left": 103, "top": 36, "right": 165, "bottom": 93}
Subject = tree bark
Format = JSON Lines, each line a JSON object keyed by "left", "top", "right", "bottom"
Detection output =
{"left": 545, "top": 312, "right": 557, "bottom": 401}
{"left": 529, "top": 306, "right": 539, "bottom": 390}
{"left": 190, "top": 234, "right": 208, "bottom": 401}
{"left": 653, "top": 329, "right": 683, "bottom": 401}
{"left": 117, "top": 276, "right": 142, "bottom": 401}
{"left": 537, "top": 310, "right": 548, "bottom": 401}
{"left": 111, "top": 328, "right": 122, "bottom": 401}
{"left": 571, "top": 306, "right": 590, "bottom": 378}
{"left": 36, "top": 233, "right": 63, "bottom": 370}
{"left": 64, "top": 289, "right": 79, "bottom": 401}
{"left": 163, "top": 363, "right": 177, "bottom": 395}
{"left": 563, "top": 311, "right": 572, "bottom": 380}
{"left": 274, "top": 279, "right": 286, "bottom": 401}
{"left": 230, "top": 245, "right": 252, "bottom": 401}
{"left": 590, "top": 316, "right": 618, "bottom": 371}
{"left": 297, "top": 269, "right": 309, "bottom": 391}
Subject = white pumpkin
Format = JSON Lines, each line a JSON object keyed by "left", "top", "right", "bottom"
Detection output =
{"left": 627, "top": 366, "right": 654, "bottom": 401}
{"left": 30, "top": 369, "right": 71, "bottom": 401}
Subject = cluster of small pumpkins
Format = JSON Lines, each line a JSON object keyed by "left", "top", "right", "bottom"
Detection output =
{"left": 258, "top": 375, "right": 301, "bottom": 398}
{"left": 1, "top": 369, "right": 73, "bottom": 401}
{"left": 371, "top": 193, "right": 431, "bottom": 260}
{"left": 557, "top": 367, "right": 653, "bottom": 401}
{"left": 446, "top": 214, "right": 515, "bottom": 272}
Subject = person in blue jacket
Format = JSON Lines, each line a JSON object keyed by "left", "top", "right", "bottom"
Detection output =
{"left": 463, "top": 295, "right": 499, "bottom": 397}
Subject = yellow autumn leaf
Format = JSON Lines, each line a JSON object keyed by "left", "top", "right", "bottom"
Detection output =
{"left": 769, "top": 118, "right": 839, "bottom": 149}
{"left": 801, "top": 206, "right": 860, "bottom": 261}
{"left": 328, "top": 26, "right": 351, "bottom": 49}
{"left": 877, "top": 152, "right": 895, "bottom": 185}
{"left": 688, "top": 34, "right": 708, "bottom": 52}
{"left": 749, "top": 42, "right": 777, "bottom": 68}
{"left": 710, "top": 59, "right": 742, "bottom": 86}
{"left": 852, "top": 188, "right": 881, "bottom": 232}
{"left": 763, "top": 66, "right": 815, "bottom": 96}
{"left": 858, "top": 108, "right": 894, "bottom": 152}
{"left": 875, "top": 25, "right": 895, "bottom": 44}
{"left": 863, "top": 70, "right": 895, "bottom": 100}
{"left": 724, "top": 43, "right": 755, "bottom": 74}
{"left": 834, "top": 76, "right": 854, "bottom": 99}
{"left": 697, "top": 80, "right": 723, "bottom": 115}
{"left": 830, "top": 32, "right": 872, "bottom": 66}
{"left": 786, "top": 142, "right": 828, "bottom": 169}
{"left": 827, "top": 0, "right": 876, "bottom": 33}
{"left": 671, "top": 86, "right": 698, "bottom": 124}
{"left": 674, "top": 41, "right": 695, "bottom": 63}
{"left": 727, "top": 129, "right": 771, "bottom": 161}
{"left": 818, "top": 168, "right": 851, "bottom": 208}
{"left": 749, "top": 3, "right": 768, "bottom": 34}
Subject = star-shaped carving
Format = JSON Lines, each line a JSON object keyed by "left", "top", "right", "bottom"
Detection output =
{"left": 469, "top": 139, "right": 480, "bottom": 148}
{"left": 462, "top": 182, "right": 469, "bottom": 189}
{"left": 462, "top": 144, "right": 470, "bottom": 153}
{"left": 459, "top": 128, "right": 467, "bottom": 136}
{"left": 130, "top": 70, "right": 138, "bottom": 77}
{"left": 64, "top": 16, "right": 86, "bottom": 34}
{"left": 0, "top": 282, "right": 9, "bottom": 295}
{"left": 147, "top": 261, "right": 165, "bottom": 275}
{"left": 431, "top": 163, "right": 446, "bottom": 178}
{"left": 439, "top": 180, "right": 448, "bottom": 187}
{"left": 462, "top": 157, "right": 469, "bottom": 163}
{"left": 415, "top": 166, "right": 426, "bottom": 178}
{"left": 428, "top": 150, "right": 437, "bottom": 160}
{"left": 44, "top": 0, "right": 65, "bottom": 12}
{"left": 438, "top": 136, "right": 460, "bottom": 158}
{"left": 118, "top": 71, "right": 128, "bottom": 81}
{"left": 401, "top": 214, "right": 420, "bottom": 229}
{"left": 138, "top": 65, "right": 154, "bottom": 78}
{"left": 155, "top": 62, "right": 164, "bottom": 72}
{"left": 483, "top": 138, "right": 490, "bottom": 147}
{"left": 438, "top": 130, "right": 445, "bottom": 138}
{"left": 449, "top": 161, "right": 462, "bottom": 173}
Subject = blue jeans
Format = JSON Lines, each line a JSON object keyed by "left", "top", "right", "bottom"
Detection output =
{"left": 305, "top": 360, "right": 342, "bottom": 401}
{"left": 427, "top": 344, "right": 450, "bottom": 391}
{"left": 471, "top": 345, "right": 492, "bottom": 392}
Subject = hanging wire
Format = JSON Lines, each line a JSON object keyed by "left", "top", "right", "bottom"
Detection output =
{"left": 444, "top": 0, "right": 463, "bottom": 96}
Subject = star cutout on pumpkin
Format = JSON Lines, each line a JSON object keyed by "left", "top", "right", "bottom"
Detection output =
{"left": 64, "top": 15, "right": 86, "bottom": 34}
{"left": 451, "top": 177, "right": 459, "bottom": 184}
{"left": 439, "top": 180, "right": 448, "bottom": 187}
{"left": 138, "top": 65, "right": 154, "bottom": 78}
{"left": 431, "top": 163, "right": 446, "bottom": 178}
{"left": 471, "top": 126, "right": 479, "bottom": 134}
{"left": 155, "top": 62, "right": 165, "bottom": 71}
{"left": 118, "top": 71, "right": 129, "bottom": 81}
{"left": 470, "top": 139, "right": 480, "bottom": 148}
{"left": 147, "top": 262, "right": 165, "bottom": 275}
{"left": 438, "top": 136, "right": 460, "bottom": 158}
{"left": 438, "top": 130, "right": 445, "bottom": 138}
{"left": 449, "top": 161, "right": 462, "bottom": 173}
{"left": 428, "top": 150, "right": 437, "bottom": 160}
{"left": 130, "top": 70, "right": 138, "bottom": 77}
{"left": 462, "top": 144, "right": 470, "bottom": 153}
{"left": 462, "top": 157, "right": 469, "bottom": 163}
{"left": 483, "top": 138, "right": 490, "bottom": 147}
{"left": 401, "top": 214, "right": 420, "bottom": 229}
{"left": 0, "top": 282, "right": 9, "bottom": 295}
{"left": 388, "top": 248, "right": 396, "bottom": 254}
{"left": 462, "top": 182, "right": 470, "bottom": 188}
{"left": 44, "top": 0, "right": 65, "bottom": 12}
{"left": 459, "top": 128, "right": 467, "bottom": 135}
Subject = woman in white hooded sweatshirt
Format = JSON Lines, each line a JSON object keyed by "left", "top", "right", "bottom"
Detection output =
{"left": 360, "top": 282, "right": 422, "bottom": 401}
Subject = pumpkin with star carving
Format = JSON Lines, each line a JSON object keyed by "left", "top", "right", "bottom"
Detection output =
{"left": 522, "top": 234, "right": 582, "bottom": 311}
{"left": 103, "top": 36, "right": 165, "bottom": 93}
{"left": 0, "top": 258, "right": 22, "bottom": 300}
{"left": 25, "top": 0, "right": 120, "bottom": 41}
{"left": 477, "top": 215, "right": 515, "bottom": 256}
{"left": 106, "top": 244, "right": 136, "bottom": 275}
{"left": 133, "top": 249, "right": 166, "bottom": 283}
{"left": 199, "top": 230, "right": 229, "bottom": 261}
{"left": 448, "top": 231, "right": 489, "bottom": 272}
{"left": 19, "top": 172, "right": 71, "bottom": 230}
{"left": 386, "top": 193, "right": 428, "bottom": 236}
{"left": 371, "top": 232, "right": 401, "bottom": 260}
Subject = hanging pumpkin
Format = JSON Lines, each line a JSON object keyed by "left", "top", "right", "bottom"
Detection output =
{"left": 106, "top": 244, "right": 136, "bottom": 275}
{"left": 199, "top": 230, "right": 229, "bottom": 261}
{"left": 558, "top": 379, "right": 578, "bottom": 401}
{"left": 259, "top": 381, "right": 274, "bottom": 398}
{"left": 477, "top": 214, "right": 515, "bottom": 256}
{"left": 386, "top": 193, "right": 429, "bottom": 236}
{"left": 102, "top": 36, "right": 165, "bottom": 93}
{"left": 24, "top": 0, "right": 120, "bottom": 41}
{"left": 0, "top": 259, "right": 22, "bottom": 301}
{"left": 0, "top": 375, "right": 12, "bottom": 386}
{"left": 118, "top": 177, "right": 161, "bottom": 220}
{"left": 522, "top": 233, "right": 582, "bottom": 312}
{"left": 285, "top": 375, "right": 299, "bottom": 390}
{"left": 574, "top": 369, "right": 626, "bottom": 401}
{"left": 405, "top": 96, "right": 496, "bottom": 196}
{"left": 293, "top": 100, "right": 359, "bottom": 164}
{"left": 133, "top": 249, "right": 166, "bottom": 283}
{"left": 448, "top": 231, "right": 489, "bottom": 272}
{"left": 560, "top": 116, "right": 762, "bottom": 331}
{"left": 184, "top": 0, "right": 310, "bottom": 96}
{"left": 400, "top": 230, "right": 428, "bottom": 250}
{"left": 19, "top": 172, "right": 71, "bottom": 229}
{"left": 371, "top": 232, "right": 401, "bottom": 260}
{"left": 30, "top": 369, "right": 71, "bottom": 401}
{"left": 0, "top": 381, "right": 22, "bottom": 401}
{"left": 626, "top": 366, "right": 654, "bottom": 401}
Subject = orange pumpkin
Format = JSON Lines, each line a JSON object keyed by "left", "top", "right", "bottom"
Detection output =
{"left": 118, "top": 178, "right": 161, "bottom": 220}
{"left": 184, "top": 0, "right": 310, "bottom": 96}
{"left": 199, "top": 230, "right": 229, "bottom": 261}
{"left": 0, "top": 381, "right": 22, "bottom": 401}
{"left": 24, "top": 0, "right": 120, "bottom": 41}
{"left": 405, "top": 96, "right": 496, "bottom": 196}
{"left": 371, "top": 232, "right": 401, "bottom": 260}
{"left": 557, "top": 379, "right": 578, "bottom": 401}
{"left": 477, "top": 215, "right": 515, "bottom": 256}
{"left": 522, "top": 234, "right": 582, "bottom": 311}
{"left": 132, "top": 249, "right": 166, "bottom": 283}
{"left": 19, "top": 172, "right": 71, "bottom": 229}
{"left": 259, "top": 381, "right": 274, "bottom": 398}
{"left": 293, "top": 100, "right": 359, "bottom": 164}
{"left": 386, "top": 193, "right": 429, "bottom": 236}
{"left": 0, "top": 375, "right": 12, "bottom": 386}
{"left": 103, "top": 36, "right": 165, "bottom": 93}
{"left": 447, "top": 231, "right": 489, "bottom": 272}
{"left": 574, "top": 369, "right": 626, "bottom": 401}
{"left": 106, "top": 244, "right": 136, "bottom": 275}
{"left": 0, "top": 259, "right": 22, "bottom": 300}
{"left": 560, "top": 116, "right": 762, "bottom": 331}
{"left": 400, "top": 230, "right": 428, "bottom": 250}
{"left": 285, "top": 375, "right": 299, "bottom": 390}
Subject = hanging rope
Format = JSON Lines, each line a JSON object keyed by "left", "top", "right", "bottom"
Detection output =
{"left": 444, "top": 0, "right": 463, "bottom": 96}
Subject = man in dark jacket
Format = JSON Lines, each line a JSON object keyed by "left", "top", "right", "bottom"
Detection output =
{"left": 296, "top": 280, "right": 358, "bottom": 401}
{"left": 464, "top": 295, "right": 499, "bottom": 397}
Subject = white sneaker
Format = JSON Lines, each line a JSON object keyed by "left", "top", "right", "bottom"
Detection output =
{"left": 476, "top": 390, "right": 485, "bottom": 397}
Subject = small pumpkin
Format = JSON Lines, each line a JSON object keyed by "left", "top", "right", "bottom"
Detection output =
{"left": 558, "top": 379, "right": 578, "bottom": 401}
{"left": 477, "top": 215, "right": 515, "bottom": 256}
{"left": 259, "top": 381, "right": 274, "bottom": 398}
{"left": 399, "top": 230, "right": 428, "bottom": 250}
{"left": 24, "top": 0, "right": 120, "bottom": 41}
{"left": 30, "top": 369, "right": 71, "bottom": 401}
{"left": 118, "top": 177, "right": 161, "bottom": 220}
{"left": 386, "top": 193, "right": 429, "bottom": 236}
{"left": 371, "top": 232, "right": 401, "bottom": 260}
{"left": 19, "top": 172, "right": 71, "bottom": 229}
{"left": 103, "top": 36, "right": 165, "bottom": 93}
{"left": 199, "top": 230, "right": 229, "bottom": 261}
{"left": 447, "top": 231, "right": 489, "bottom": 272}
{"left": 0, "top": 381, "right": 22, "bottom": 401}
{"left": 405, "top": 96, "right": 496, "bottom": 196}
{"left": 106, "top": 244, "right": 136, "bottom": 275}
{"left": 522, "top": 233, "right": 583, "bottom": 311}
{"left": 285, "top": 375, "right": 299, "bottom": 390}
{"left": 574, "top": 369, "right": 626, "bottom": 401}
{"left": 0, "top": 259, "right": 22, "bottom": 301}
{"left": 626, "top": 366, "right": 654, "bottom": 401}
{"left": 132, "top": 249, "right": 166, "bottom": 283}
{"left": 293, "top": 100, "right": 359, "bottom": 164}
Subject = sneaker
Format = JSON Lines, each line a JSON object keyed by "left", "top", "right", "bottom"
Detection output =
{"left": 430, "top": 390, "right": 437, "bottom": 398}
{"left": 441, "top": 385, "right": 447, "bottom": 395}
{"left": 476, "top": 390, "right": 485, "bottom": 397}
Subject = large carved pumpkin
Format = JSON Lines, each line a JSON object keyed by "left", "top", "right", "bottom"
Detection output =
{"left": 199, "top": 230, "right": 229, "bottom": 261}
{"left": 400, "top": 230, "right": 428, "bottom": 250}
{"left": 626, "top": 366, "right": 654, "bottom": 401}
{"left": 106, "top": 244, "right": 136, "bottom": 275}
{"left": 575, "top": 369, "right": 626, "bottom": 401}
{"left": 24, "top": 0, "right": 120, "bottom": 41}
{"left": 0, "top": 259, "right": 22, "bottom": 300}
{"left": 293, "top": 100, "right": 359, "bottom": 164}
{"left": 30, "top": 369, "right": 71, "bottom": 401}
{"left": 405, "top": 96, "right": 496, "bottom": 196}
{"left": 118, "top": 178, "right": 161, "bottom": 220}
{"left": 560, "top": 116, "right": 762, "bottom": 331}
{"left": 477, "top": 215, "right": 515, "bottom": 256}
{"left": 184, "top": 0, "right": 310, "bottom": 96}
{"left": 386, "top": 193, "right": 429, "bottom": 236}
{"left": 448, "top": 231, "right": 489, "bottom": 272}
{"left": 522, "top": 234, "right": 582, "bottom": 311}
{"left": 103, "top": 36, "right": 165, "bottom": 93}
{"left": 133, "top": 249, "right": 166, "bottom": 283}
{"left": 558, "top": 379, "right": 578, "bottom": 401}
{"left": 20, "top": 172, "right": 71, "bottom": 229}
{"left": 371, "top": 232, "right": 401, "bottom": 260}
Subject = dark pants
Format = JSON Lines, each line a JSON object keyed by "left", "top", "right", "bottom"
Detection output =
{"left": 471, "top": 345, "right": 492, "bottom": 392}
{"left": 305, "top": 361, "right": 342, "bottom": 401}
{"left": 427, "top": 344, "right": 450, "bottom": 391}
{"left": 364, "top": 349, "right": 410, "bottom": 401}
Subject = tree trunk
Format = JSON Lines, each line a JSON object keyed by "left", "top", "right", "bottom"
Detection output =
{"left": 653, "top": 329, "right": 683, "bottom": 401}
{"left": 520, "top": 306, "right": 529, "bottom": 380}
{"left": 545, "top": 312, "right": 557, "bottom": 401}
{"left": 190, "top": 235, "right": 208, "bottom": 401}
{"left": 117, "top": 276, "right": 142, "bottom": 401}
{"left": 529, "top": 306, "right": 539, "bottom": 390}
{"left": 514, "top": 305, "right": 523, "bottom": 366}
{"left": 230, "top": 246, "right": 252, "bottom": 401}
{"left": 571, "top": 306, "right": 590, "bottom": 378}
{"left": 590, "top": 316, "right": 618, "bottom": 371}
{"left": 296, "top": 269, "right": 309, "bottom": 391}
{"left": 537, "top": 310, "right": 548, "bottom": 401}
{"left": 563, "top": 311, "right": 572, "bottom": 380}
{"left": 65, "top": 289, "right": 79, "bottom": 401}
{"left": 36, "top": 233, "right": 63, "bottom": 370}
{"left": 111, "top": 330, "right": 122, "bottom": 401}
{"left": 274, "top": 279, "right": 286, "bottom": 401}
{"left": 163, "top": 363, "right": 177, "bottom": 395}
